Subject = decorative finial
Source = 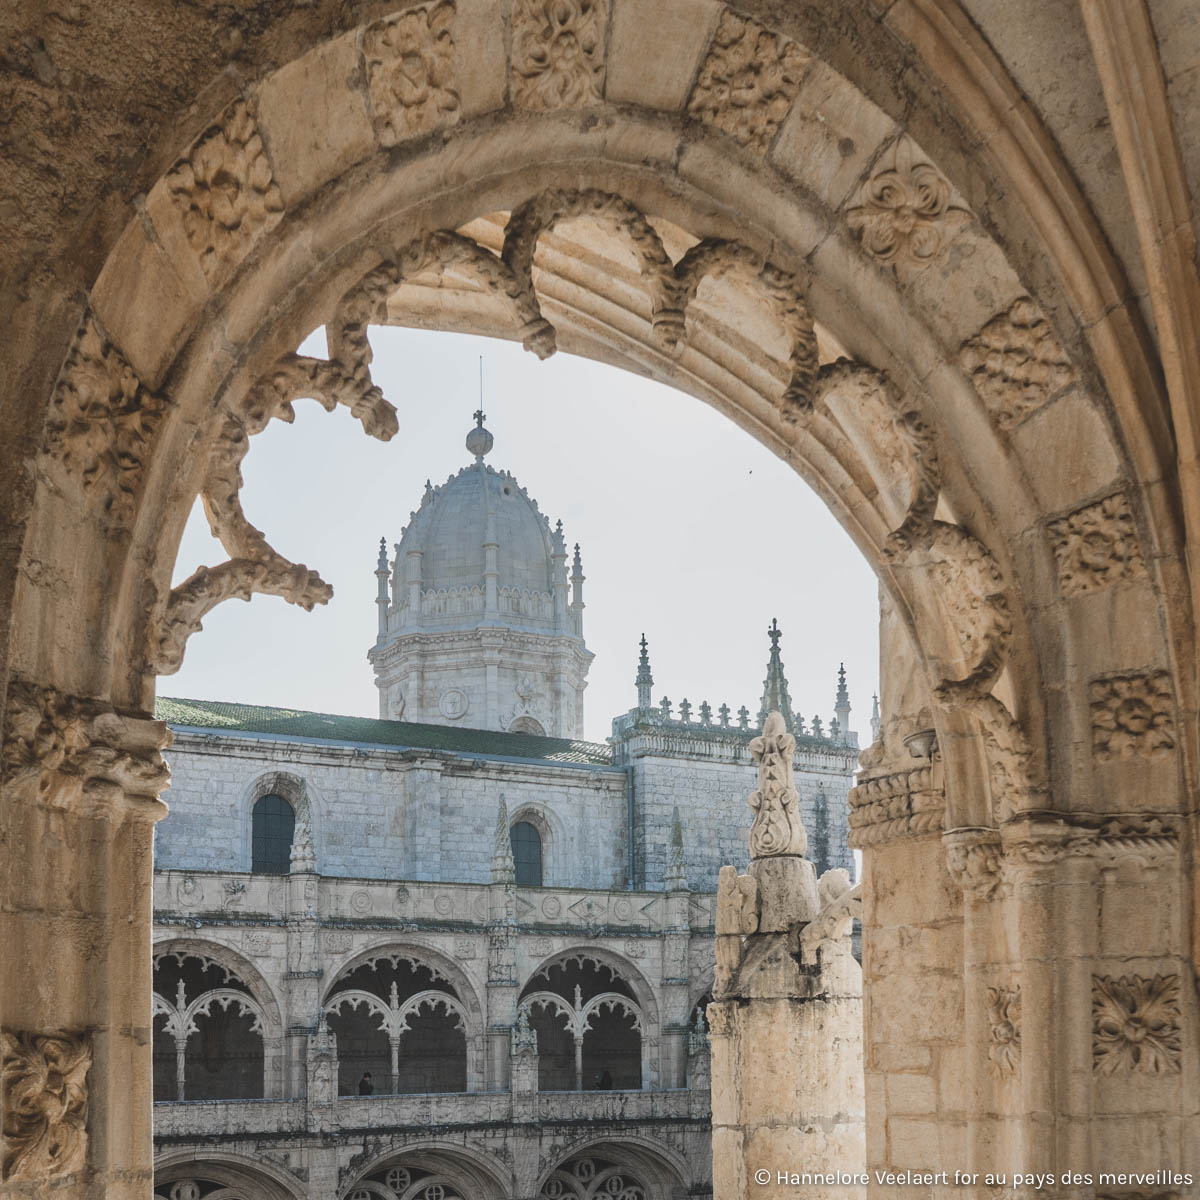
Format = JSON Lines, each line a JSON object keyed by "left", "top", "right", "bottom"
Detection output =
{"left": 636, "top": 635, "right": 654, "bottom": 708}
{"left": 836, "top": 663, "right": 849, "bottom": 707}
{"left": 376, "top": 537, "right": 388, "bottom": 571}
{"left": 757, "top": 618, "right": 797, "bottom": 732}
{"left": 747, "top": 711, "right": 808, "bottom": 860}
{"left": 466, "top": 409, "right": 494, "bottom": 459}
{"left": 491, "top": 794, "right": 515, "bottom": 884}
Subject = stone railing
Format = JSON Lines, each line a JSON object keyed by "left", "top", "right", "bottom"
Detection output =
{"left": 153, "top": 1088, "right": 702, "bottom": 1139}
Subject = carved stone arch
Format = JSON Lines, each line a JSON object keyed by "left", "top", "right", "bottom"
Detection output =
{"left": 535, "top": 1136, "right": 693, "bottom": 1200}
{"left": 523, "top": 945, "right": 662, "bottom": 1035}
{"left": 341, "top": 1139, "right": 511, "bottom": 1200}
{"left": 323, "top": 939, "right": 485, "bottom": 1037}
{"left": 154, "top": 1149, "right": 308, "bottom": 1200}
{"left": 151, "top": 936, "right": 284, "bottom": 1039}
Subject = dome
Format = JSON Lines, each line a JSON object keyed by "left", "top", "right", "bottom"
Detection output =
{"left": 400, "top": 461, "right": 558, "bottom": 598}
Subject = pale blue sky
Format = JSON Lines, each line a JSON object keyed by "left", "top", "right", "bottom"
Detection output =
{"left": 167, "top": 326, "right": 880, "bottom": 744}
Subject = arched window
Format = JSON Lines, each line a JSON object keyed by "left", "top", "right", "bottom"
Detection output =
{"left": 251, "top": 794, "right": 295, "bottom": 874}
{"left": 511, "top": 820, "right": 543, "bottom": 887}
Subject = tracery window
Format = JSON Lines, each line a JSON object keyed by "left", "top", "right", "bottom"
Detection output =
{"left": 324, "top": 953, "right": 468, "bottom": 1094}
{"left": 152, "top": 951, "right": 266, "bottom": 1101}
{"left": 519, "top": 955, "right": 643, "bottom": 1091}
{"left": 251, "top": 793, "right": 294, "bottom": 874}
{"left": 511, "top": 819, "right": 543, "bottom": 886}
{"left": 346, "top": 1162, "right": 468, "bottom": 1200}
{"left": 540, "top": 1155, "right": 648, "bottom": 1200}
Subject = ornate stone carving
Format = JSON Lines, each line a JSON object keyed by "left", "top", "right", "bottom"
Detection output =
{"left": 1, "top": 1030, "right": 91, "bottom": 1181}
{"left": 42, "top": 316, "right": 169, "bottom": 527}
{"left": 1047, "top": 492, "right": 1147, "bottom": 597}
{"left": 1, "top": 680, "right": 171, "bottom": 814}
{"left": 686, "top": 8, "right": 808, "bottom": 153}
{"left": 799, "top": 879, "right": 861, "bottom": 955}
{"left": 364, "top": 0, "right": 459, "bottom": 146}
{"left": 659, "top": 239, "right": 818, "bottom": 421}
{"left": 944, "top": 828, "right": 1002, "bottom": 897}
{"left": 510, "top": 0, "right": 608, "bottom": 110}
{"left": 846, "top": 138, "right": 970, "bottom": 277}
{"left": 716, "top": 866, "right": 758, "bottom": 936}
{"left": 747, "top": 712, "right": 807, "bottom": 858}
{"left": 166, "top": 99, "right": 283, "bottom": 281}
{"left": 1092, "top": 974, "right": 1181, "bottom": 1075}
{"left": 150, "top": 351, "right": 398, "bottom": 673}
{"left": 849, "top": 763, "right": 944, "bottom": 848}
{"left": 986, "top": 985, "right": 1021, "bottom": 1078}
{"left": 959, "top": 296, "right": 1075, "bottom": 430}
{"left": 1089, "top": 670, "right": 1175, "bottom": 761}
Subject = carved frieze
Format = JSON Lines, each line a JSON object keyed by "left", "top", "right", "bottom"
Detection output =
{"left": 166, "top": 99, "right": 283, "bottom": 281}
{"left": 959, "top": 296, "right": 1075, "bottom": 430}
{"left": 1, "top": 680, "right": 171, "bottom": 814}
{"left": 943, "top": 829, "right": 1002, "bottom": 898}
{"left": 1047, "top": 492, "right": 1147, "bottom": 597}
{"left": 1092, "top": 974, "right": 1181, "bottom": 1075}
{"left": 846, "top": 138, "right": 969, "bottom": 277}
{"left": 510, "top": 0, "right": 608, "bottom": 110}
{"left": 849, "top": 763, "right": 944, "bottom": 848}
{"left": 364, "top": 0, "right": 460, "bottom": 146}
{"left": 986, "top": 985, "right": 1021, "bottom": 1078}
{"left": 1089, "top": 670, "right": 1176, "bottom": 761}
{"left": 43, "top": 316, "right": 169, "bottom": 528}
{"left": 0, "top": 1030, "right": 91, "bottom": 1181}
{"left": 687, "top": 8, "right": 808, "bottom": 153}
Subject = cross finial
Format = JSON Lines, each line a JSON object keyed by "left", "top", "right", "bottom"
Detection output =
{"left": 473, "top": 408, "right": 486, "bottom": 428}
{"left": 768, "top": 617, "right": 781, "bottom": 648}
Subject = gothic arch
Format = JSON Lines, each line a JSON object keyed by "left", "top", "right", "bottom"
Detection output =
{"left": 3, "top": 1, "right": 1197, "bottom": 1192}
{"left": 523, "top": 947, "right": 661, "bottom": 1035}
{"left": 154, "top": 1149, "right": 308, "bottom": 1200}
{"left": 339, "top": 1140, "right": 510, "bottom": 1200}
{"left": 535, "top": 1136, "right": 693, "bottom": 1200}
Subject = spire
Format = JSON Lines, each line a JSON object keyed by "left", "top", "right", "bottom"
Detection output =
{"left": 492, "top": 794, "right": 515, "bottom": 884}
{"left": 871, "top": 692, "right": 881, "bottom": 742}
{"left": 569, "top": 543, "right": 585, "bottom": 638}
{"left": 375, "top": 537, "right": 390, "bottom": 642}
{"left": 665, "top": 805, "right": 687, "bottom": 890}
{"left": 757, "top": 618, "right": 797, "bottom": 733}
{"left": 834, "top": 662, "right": 852, "bottom": 745}
{"left": 636, "top": 634, "right": 654, "bottom": 709}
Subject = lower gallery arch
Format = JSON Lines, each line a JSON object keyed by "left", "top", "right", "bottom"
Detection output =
{"left": 153, "top": 1153, "right": 306, "bottom": 1200}
{"left": 342, "top": 1145, "right": 509, "bottom": 1200}
{"left": 537, "top": 1139, "right": 691, "bottom": 1200}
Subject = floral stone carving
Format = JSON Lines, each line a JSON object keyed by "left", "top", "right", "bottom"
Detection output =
{"left": 1092, "top": 974, "right": 1181, "bottom": 1074}
{"left": 747, "top": 710, "right": 807, "bottom": 858}
{"left": 846, "top": 137, "right": 970, "bottom": 278}
{"left": 959, "top": 296, "right": 1076, "bottom": 430}
{"left": 1089, "top": 670, "right": 1175, "bottom": 761}
{"left": 986, "top": 986, "right": 1020, "bottom": 1078}
{"left": 166, "top": 99, "right": 283, "bottom": 281}
{"left": 364, "top": 0, "right": 460, "bottom": 146}
{"left": 1047, "top": 491, "right": 1147, "bottom": 597}
{"left": 510, "top": 0, "right": 608, "bottom": 110}
{"left": 43, "top": 316, "right": 169, "bottom": 528}
{"left": 687, "top": 9, "right": 808, "bottom": 153}
{"left": 1, "top": 1030, "right": 92, "bottom": 1181}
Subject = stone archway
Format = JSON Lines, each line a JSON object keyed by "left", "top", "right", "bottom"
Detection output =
{"left": 1, "top": 3, "right": 1196, "bottom": 1198}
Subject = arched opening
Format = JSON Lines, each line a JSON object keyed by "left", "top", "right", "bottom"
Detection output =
{"left": 251, "top": 793, "right": 295, "bottom": 874}
{"left": 325, "top": 953, "right": 468, "bottom": 1095}
{"left": 511, "top": 819, "right": 543, "bottom": 887}
{"left": 152, "top": 951, "right": 266, "bottom": 1101}
{"left": 508, "top": 715, "right": 546, "bottom": 735}
{"left": 521, "top": 955, "right": 643, "bottom": 1091}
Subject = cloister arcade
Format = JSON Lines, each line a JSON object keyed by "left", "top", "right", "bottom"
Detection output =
{"left": 3, "top": 0, "right": 1199, "bottom": 1195}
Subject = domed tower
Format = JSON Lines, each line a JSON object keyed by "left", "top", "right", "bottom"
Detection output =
{"left": 369, "top": 411, "right": 593, "bottom": 737}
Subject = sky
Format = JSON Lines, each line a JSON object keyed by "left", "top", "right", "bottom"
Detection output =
{"left": 167, "top": 325, "right": 880, "bottom": 744}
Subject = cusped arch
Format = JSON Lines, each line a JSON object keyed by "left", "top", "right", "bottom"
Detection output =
{"left": 154, "top": 1149, "right": 307, "bottom": 1200}
{"left": 522, "top": 945, "right": 661, "bottom": 1034}
{"left": 151, "top": 935, "right": 284, "bottom": 1038}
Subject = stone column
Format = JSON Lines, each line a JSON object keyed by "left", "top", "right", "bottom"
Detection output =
{"left": 709, "top": 712, "right": 865, "bottom": 1200}
{"left": 1, "top": 682, "right": 171, "bottom": 1198}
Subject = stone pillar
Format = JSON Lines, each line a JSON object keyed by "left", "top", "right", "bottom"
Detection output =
{"left": 0, "top": 682, "right": 171, "bottom": 1198}
{"left": 709, "top": 712, "right": 865, "bottom": 1200}
{"left": 285, "top": 866, "right": 322, "bottom": 1100}
{"left": 511, "top": 1008, "right": 539, "bottom": 1121}
{"left": 486, "top": 866, "right": 518, "bottom": 1091}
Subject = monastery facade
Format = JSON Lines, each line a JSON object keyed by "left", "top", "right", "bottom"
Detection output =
{"left": 148, "top": 418, "right": 860, "bottom": 1199}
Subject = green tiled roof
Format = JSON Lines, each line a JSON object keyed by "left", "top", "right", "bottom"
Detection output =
{"left": 156, "top": 697, "right": 614, "bottom": 766}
